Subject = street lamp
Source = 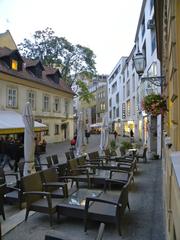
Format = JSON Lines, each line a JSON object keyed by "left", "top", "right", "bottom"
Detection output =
{"left": 133, "top": 50, "right": 165, "bottom": 87}
{"left": 133, "top": 50, "right": 146, "bottom": 76}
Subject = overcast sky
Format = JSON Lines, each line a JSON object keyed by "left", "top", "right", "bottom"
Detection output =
{"left": 0, "top": 0, "right": 143, "bottom": 75}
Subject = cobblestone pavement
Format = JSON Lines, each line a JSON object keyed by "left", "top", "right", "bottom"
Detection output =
{"left": 2, "top": 135, "right": 166, "bottom": 240}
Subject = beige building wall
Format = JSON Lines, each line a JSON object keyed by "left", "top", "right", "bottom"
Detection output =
{"left": 155, "top": 0, "right": 180, "bottom": 239}
{"left": 0, "top": 73, "right": 74, "bottom": 143}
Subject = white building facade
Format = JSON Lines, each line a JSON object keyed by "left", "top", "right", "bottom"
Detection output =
{"left": 133, "top": 0, "right": 161, "bottom": 156}
{"left": 108, "top": 0, "right": 161, "bottom": 157}
{"left": 107, "top": 57, "right": 127, "bottom": 134}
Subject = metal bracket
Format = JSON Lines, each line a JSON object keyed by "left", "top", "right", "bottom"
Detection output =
{"left": 141, "top": 76, "right": 165, "bottom": 87}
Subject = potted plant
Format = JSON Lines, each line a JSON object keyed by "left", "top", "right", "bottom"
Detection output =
{"left": 120, "top": 141, "right": 133, "bottom": 156}
{"left": 141, "top": 93, "right": 168, "bottom": 116}
{"left": 109, "top": 140, "right": 118, "bottom": 155}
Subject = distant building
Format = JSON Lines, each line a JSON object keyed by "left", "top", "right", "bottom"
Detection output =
{"left": 107, "top": 57, "right": 127, "bottom": 134}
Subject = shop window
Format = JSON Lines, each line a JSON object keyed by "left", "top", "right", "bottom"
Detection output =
{"left": 44, "top": 124, "right": 49, "bottom": 136}
{"left": 127, "top": 100, "right": 131, "bottom": 116}
{"left": 54, "top": 124, "right": 59, "bottom": 135}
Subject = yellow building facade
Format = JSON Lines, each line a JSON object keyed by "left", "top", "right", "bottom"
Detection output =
{"left": 155, "top": 0, "right": 180, "bottom": 239}
{"left": 0, "top": 31, "right": 74, "bottom": 143}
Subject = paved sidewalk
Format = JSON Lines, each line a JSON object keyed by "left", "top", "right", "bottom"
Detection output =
{"left": 1, "top": 135, "right": 166, "bottom": 240}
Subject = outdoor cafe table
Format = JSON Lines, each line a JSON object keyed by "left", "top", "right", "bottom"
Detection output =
{"left": 56, "top": 188, "right": 102, "bottom": 219}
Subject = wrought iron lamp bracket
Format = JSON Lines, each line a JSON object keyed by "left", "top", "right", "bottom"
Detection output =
{"left": 141, "top": 76, "right": 165, "bottom": 87}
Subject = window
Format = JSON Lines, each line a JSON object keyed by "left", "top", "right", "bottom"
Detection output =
{"left": 116, "top": 93, "right": 119, "bottom": 103}
{"left": 113, "top": 106, "right": 116, "bottom": 118}
{"left": 150, "top": 0, "right": 154, "bottom": 11}
{"left": 109, "top": 110, "right": 112, "bottom": 119}
{"left": 132, "top": 74, "right": 135, "bottom": 92}
{"left": 142, "top": 41, "right": 147, "bottom": 68}
{"left": 127, "top": 100, "right": 131, "bottom": 116}
{"left": 11, "top": 59, "right": 18, "bottom": 70}
{"left": 141, "top": 15, "right": 145, "bottom": 39}
{"left": 132, "top": 97, "right": 135, "bottom": 115}
{"left": 27, "top": 90, "right": 36, "bottom": 110}
{"left": 65, "top": 100, "right": 69, "bottom": 117}
{"left": 112, "top": 81, "right": 117, "bottom": 93}
{"left": 109, "top": 98, "right": 112, "bottom": 107}
{"left": 54, "top": 97, "right": 61, "bottom": 112}
{"left": 123, "top": 86, "right": 125, "bottom": 100}
{"left": 7, "top": 87, "right": 17, "bottom": 108}
{"left": 44, "top": 124, "right": 49, "bottom": 136}
{"left": 54, "top": 124, "right": 59, "bottom": 135}
{"left": 148, "top": 62, "right": 157, "bottom": 77}
{"left": 122, "top": 103, "right": 126, "bottom": 119}
{"left": 151, "top": 30, "right": 156, "bottom": 54}
{"left": 116, "top": 107, "right": 119, "bottom": 117}
{"left": 43, "top": 94, "right": 50, "bottom": 112}
{"left": 126, "top": 80, "right": 130, "bottom": 97}
{"left": 100, "top": 103, "right": 105, "bottom": 111}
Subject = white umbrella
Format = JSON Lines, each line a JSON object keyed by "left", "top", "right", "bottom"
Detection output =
{"left": 100, "top": 113, "right": 109, "bottom": 155}
{"left": 75, "top": 112, "right": 85, "bottom": 156}
{"left": 23, "top": 102, "right": 36, "bottom": 176}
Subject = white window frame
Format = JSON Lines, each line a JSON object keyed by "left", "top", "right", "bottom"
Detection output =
{"left": 27, "top": 90, "right": 36, "bottom": 110}
{"left": 43, "top": 94, "right": 50, "bottom": 112}
{"left": 54, "top": 124, "right": 59, "bottom": 135}
{"left": 7, "top": 87, "right": 18, "bottom": 108}
{"left": 53, "top": 97, "right": 61, "bottom": 113}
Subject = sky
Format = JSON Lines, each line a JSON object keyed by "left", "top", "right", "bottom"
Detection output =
{"left": 0, "top": 0, "right": 143, "bottom": 75}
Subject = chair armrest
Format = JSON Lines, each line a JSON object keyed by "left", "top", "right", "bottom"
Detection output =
{"left": 71, "top": 168, "right": 89, "bottom": 176}
{"left": 23, "top": 191, "right": 51, "bottom": 197}
{"left": 23, "top": 191, "right": 52, "bottom": 208}
{"left": 104, "top": 178, "right": 127, "bottom": 191}
{"left": 6, "top": 185, "right": 21, "bottom": 191}
{"left": 109, "top": 169, "right": 129, "bottom": 178}
{"left": 43, "top": 182, "right": 68, "bottom": 197}
{"left": 115, "top": 157, "right": 133, "bottom": 162}
{"left": 85, "top": 196, "right": 121, "bottom": 208}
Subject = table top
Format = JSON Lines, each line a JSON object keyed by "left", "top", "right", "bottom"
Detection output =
{"left": 59, "top": 189, "right": 102, "bottom": 207}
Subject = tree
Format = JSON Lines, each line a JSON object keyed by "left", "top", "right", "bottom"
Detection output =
{"left": 18, "top": 27, "right": 96, "bottom": 94}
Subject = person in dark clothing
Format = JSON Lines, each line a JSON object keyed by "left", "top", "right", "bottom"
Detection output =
{"left": 130, "top": 129, "right": 134, "bottom": 138}
{"left": 34, "top": 137, "right": 41, "bottom": 165}
{"left": 1, "top": 139, "right": 13, "bottom": 170}
{"left": 130, "top": 129, "right": 134, "bottom": 143}
{"left": 114, "top": 130, "right": 118, "bottom": 141}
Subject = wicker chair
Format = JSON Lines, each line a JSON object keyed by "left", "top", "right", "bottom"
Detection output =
{"left": 0, "top": 184, "right": 6, "bottom": 220}
{"left": 22, "top": 172, "right": 60, "bottom": 226}
{"left": 40, "top": 168, "right": 68, "bottom": 198}
{"left": 84, "top": 175, "right": 132, "bottom": 236}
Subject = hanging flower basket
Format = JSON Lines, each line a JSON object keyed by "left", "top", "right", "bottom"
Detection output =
{"left": 141, "top": 94, "right": 168, "bottom": 116}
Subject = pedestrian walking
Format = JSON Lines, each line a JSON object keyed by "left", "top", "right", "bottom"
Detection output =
{"left": 114, "top": 130, "right": 118, "bottom": 141}
{"left": 85, "top": 120, "right": 91, "bottom": 144}
{"left": 34, "top": 137, "right": 41, "bottom": 165}
{"left": 130, "top": 129, "right": 134, "bottom": 143}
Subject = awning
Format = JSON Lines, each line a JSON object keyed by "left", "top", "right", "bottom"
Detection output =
{"left": 90, "top": 123, "right": 102, "bottom": 128}
{"left": 0, "top": 111, "right": 47, "bottom": 134}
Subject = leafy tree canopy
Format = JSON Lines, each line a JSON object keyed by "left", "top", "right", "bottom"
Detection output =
{"left": 18, "top": 27, "right": 97, "bottom": 101}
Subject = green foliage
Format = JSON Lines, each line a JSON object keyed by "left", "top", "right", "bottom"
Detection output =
{"left": 120, "top": 141, "right": 132, "bottom": 150}
{"left": 18, "top": 27, "right": 97, "bottom": 88}
{"left": 141, "top": 94, "right": 168, "bottom": 116}
{"left": 76, "top": 80, "right": 94, "bottom": 103}
{"left": 109, "top": 140, "right": 118, "bottom": 155}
